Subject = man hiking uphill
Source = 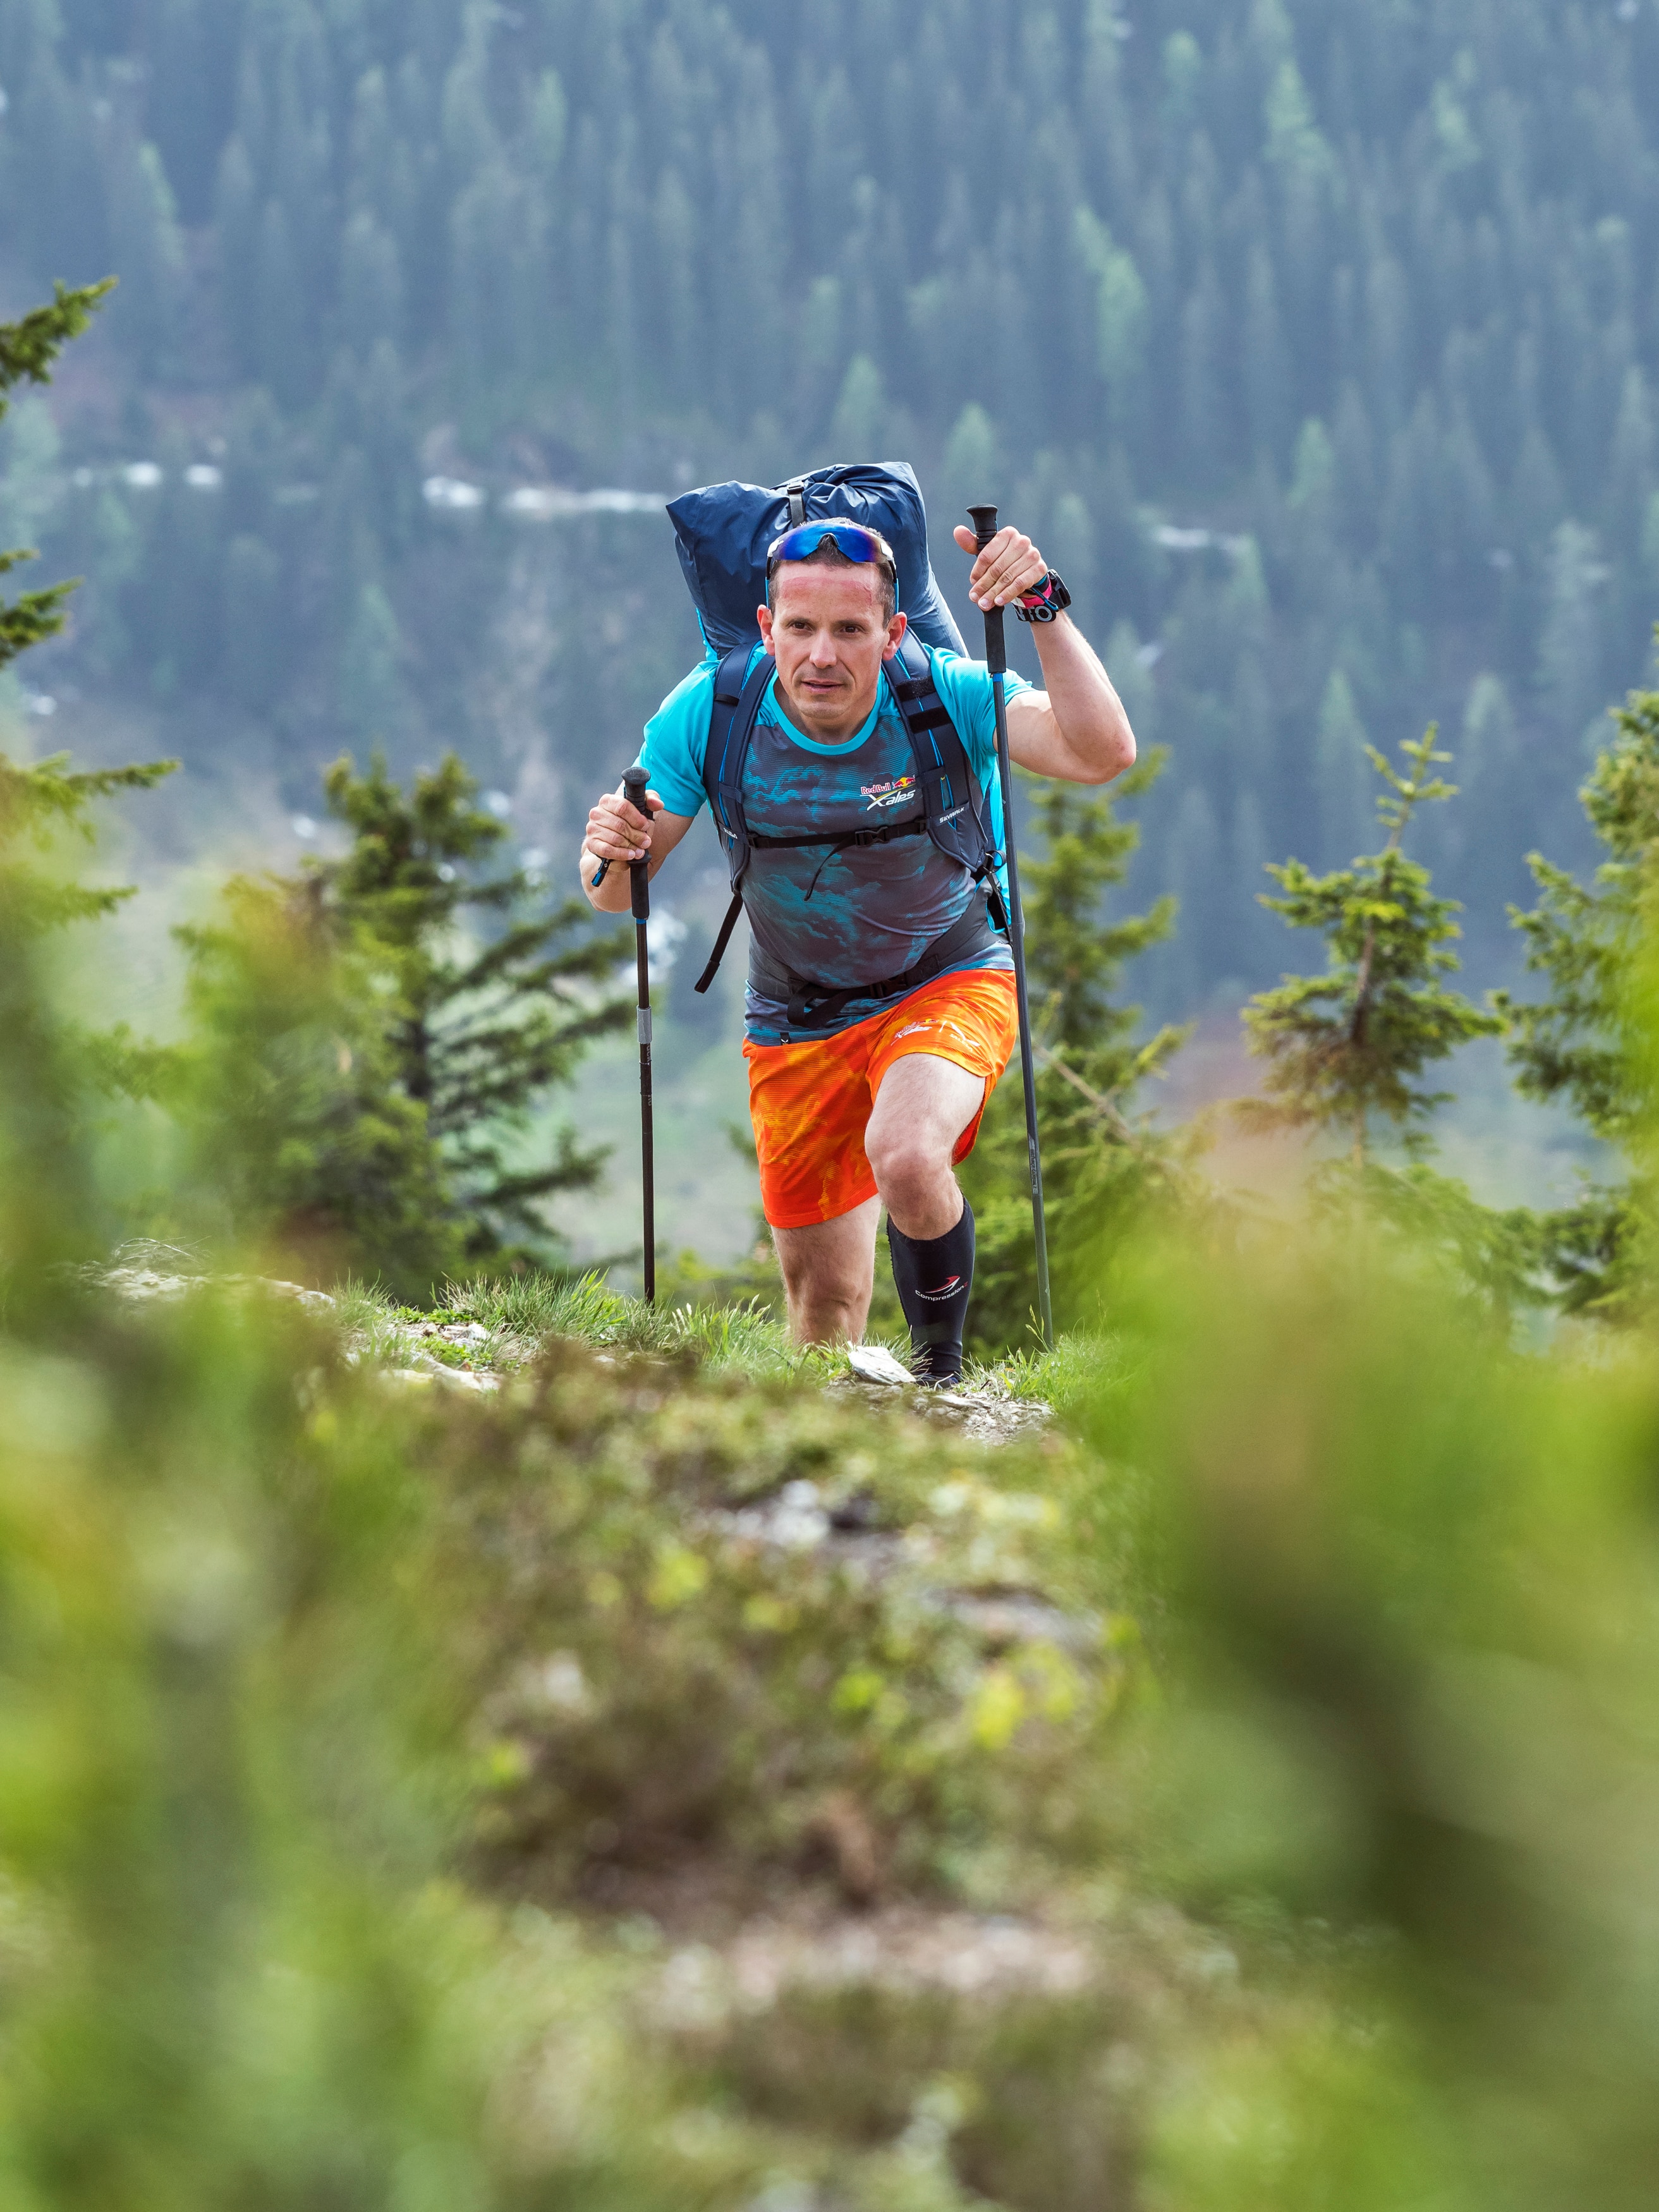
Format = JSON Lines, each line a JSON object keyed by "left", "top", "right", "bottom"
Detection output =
{"left": 580, "top": 495, "right": 1135, "bottom": 1382}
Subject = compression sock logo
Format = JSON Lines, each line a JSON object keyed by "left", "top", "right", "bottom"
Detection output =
{"left": 886, "top": 1202, "right": 976, "bottom": 1382}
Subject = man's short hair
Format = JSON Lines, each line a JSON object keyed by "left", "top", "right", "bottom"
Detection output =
{"left": 767, "top": 529, "right": 897, "bottom": 623}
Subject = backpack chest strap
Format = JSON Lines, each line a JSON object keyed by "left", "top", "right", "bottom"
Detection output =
{"left": 750, "top": 899, "right": 1003, "bottom": 1039}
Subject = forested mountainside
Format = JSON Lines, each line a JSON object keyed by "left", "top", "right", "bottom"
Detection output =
{"left": 3, "top": 0, "right": 1658, "bottom": 1011}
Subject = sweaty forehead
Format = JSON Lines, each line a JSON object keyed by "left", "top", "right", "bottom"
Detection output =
{"left": 769, "top": 561, "right": 887, "bottom": 622}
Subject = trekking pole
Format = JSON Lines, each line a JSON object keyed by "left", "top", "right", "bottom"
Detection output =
{"left": 621, "top": 764, "right": 657, "bottom": 1304}
{"left": 966, "top": 504, "right": 1054, "bottom": 1350}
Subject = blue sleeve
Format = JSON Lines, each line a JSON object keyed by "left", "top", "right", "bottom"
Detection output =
{"left": 636, "top": 652, "right": 719, "bottom": 819}
{"left": 925, "top": 647, "right": 1033, "bottom": 794}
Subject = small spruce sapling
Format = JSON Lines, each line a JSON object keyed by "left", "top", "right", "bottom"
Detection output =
{"left": 177, "top": 875, "right": 463, "bottom": 1296}
{"left": 961, "top": 752, "right": 1189, "bottom": 1348}
{"left": 1241, "top": 727, "right": 1501, "bottom": 1162}
{"left": 317, "top": 751, "right": 628, "bottom": 1266}
{"left": 1495, "top": 683, "right": 1659, "bottom": 1316}
{"left": 1241, "top": 729, "right": 1536, "bottom": 1313}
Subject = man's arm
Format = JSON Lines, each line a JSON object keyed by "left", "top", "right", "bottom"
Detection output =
{"left": 951, "top": 522, "right": 1136, "bottom": 787}
{"left": 579, "top": 785, "right": 695, "bottom": 914}
{"left": 1005, "top": 620, "right": 1135, "bottom": 785}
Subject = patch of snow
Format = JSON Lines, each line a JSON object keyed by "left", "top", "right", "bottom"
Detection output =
{"left": 1152, "top": 523, "right": 1252, "bottom": 557}
{"left": 423, "top": 475, "right": 486, "bottom": 511}
{"left": 501, "top": 483, "right": 665, "bottom": 520}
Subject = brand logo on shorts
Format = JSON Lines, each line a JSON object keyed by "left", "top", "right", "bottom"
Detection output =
{"left": 919, "top": 1276, "right": 963, "bottom": 1301}
{"left": 861, "top": 774, "right": 916, "bottom": 813}
{"left": 893, "top": 1021, "right": 934, "bottom": 1040}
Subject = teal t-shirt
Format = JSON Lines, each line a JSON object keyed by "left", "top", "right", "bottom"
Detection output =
{"left": 637, "top": 642, "right": 1030, "bottom": 1043}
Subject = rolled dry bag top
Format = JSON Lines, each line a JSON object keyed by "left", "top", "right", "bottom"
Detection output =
{"left": 666, "top": 461, "right": 967, "bottom": 659}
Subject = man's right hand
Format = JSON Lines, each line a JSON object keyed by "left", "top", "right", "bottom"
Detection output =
{"left": 585, "top": 784, "right": 662, "bottom": 868}
{"left": 581, "top": 782, "right": 696, "bottom": 910}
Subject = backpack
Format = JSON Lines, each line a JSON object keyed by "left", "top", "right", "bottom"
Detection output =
{"left": 668, "top": 465, "right": 1007, "bottom": 1036}
{"left": 666, "top": 461, "right": 967, "bottom": 657}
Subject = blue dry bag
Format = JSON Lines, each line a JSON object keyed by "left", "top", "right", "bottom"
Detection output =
{"left": 666, "top": 461, "right": 966, "bottom": 656}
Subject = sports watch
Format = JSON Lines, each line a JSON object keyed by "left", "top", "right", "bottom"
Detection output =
{"left": 1015, "top": 570, "right": 1072, "bottom": 623}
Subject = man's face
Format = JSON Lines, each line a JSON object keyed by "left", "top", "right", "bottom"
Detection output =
{"left": 757, "top": 562, "right": 906, "bottom": 739}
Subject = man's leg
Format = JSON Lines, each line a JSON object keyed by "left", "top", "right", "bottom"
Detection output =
{"left": 863, "top": 1052, "right": 985, "bottom": 1236}
{"left": 772, "top": 1196, "right": 882, "bottom": 1346}
{"left": 865, "top": 1053, "right": 985, "bottom": 1381}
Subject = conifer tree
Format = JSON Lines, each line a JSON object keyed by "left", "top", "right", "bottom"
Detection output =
{"left": 1495, "top": 684, "right": 1659, "bottom": 1316}
{"left": 0, "top": 281, "right": 173, "bottom": 1279}
{"left": 962, "top": 753, "right": 1188, "bottom": 1348}
{"left": 1241, "top": 731, "right": 1538, "bottom": 1315}
{"left": 1241, "top": 728, "right": 1502, "bottom": 1162}
{"left": 1, "top": 755, "right": 176, "bottom": 950}
{"left": 0, "top": 282, "right": 115, "bottom": 673}
{"left": 317, "top": 751, "right": 628, "bottom": 1266}
{"left": 176, "top": 875, "right": 463, "bottom": 1298}
{"left": 0, "top": 280, "right": 175, "bottom": 1097}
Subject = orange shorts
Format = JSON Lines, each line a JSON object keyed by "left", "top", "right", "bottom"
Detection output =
{"left": 743, "top": 968, "right": 1020, "bottom": 1228}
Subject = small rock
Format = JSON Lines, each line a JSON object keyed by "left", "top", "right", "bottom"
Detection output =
{"left": 845, "top": 1343, "right": 915, "bottom": 1388}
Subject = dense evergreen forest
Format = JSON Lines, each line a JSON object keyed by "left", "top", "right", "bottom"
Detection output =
{"left": 3, "top": 0, "right": 1658, "bottom": 1014}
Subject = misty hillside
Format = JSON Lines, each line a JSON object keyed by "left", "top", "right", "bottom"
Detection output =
{"left": 2, "top": 0, "right": 1657, "bottom": 1018}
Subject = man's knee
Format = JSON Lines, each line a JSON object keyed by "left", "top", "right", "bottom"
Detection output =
{"left": 865, "top": 1123, "right": 952, "bottom": 1202}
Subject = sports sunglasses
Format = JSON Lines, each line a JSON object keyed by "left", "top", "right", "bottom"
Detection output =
{"left": 766, "top": 520, "right": 892, "bottom": 567}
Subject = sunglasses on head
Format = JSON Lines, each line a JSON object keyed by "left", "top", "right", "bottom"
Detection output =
{"left": 766, "top": 520, "right": 891, "bottom": 568}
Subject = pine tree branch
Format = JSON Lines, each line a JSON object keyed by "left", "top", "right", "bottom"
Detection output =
{"left": 0, "top": 281, "right": 116, "bottom": 409}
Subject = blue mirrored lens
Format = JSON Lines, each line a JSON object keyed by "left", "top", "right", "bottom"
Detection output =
{"left": 767, "top": 521, "right": 882, "bottom": 564}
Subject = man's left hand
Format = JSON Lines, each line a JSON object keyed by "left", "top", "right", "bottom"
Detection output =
{"left": 952, "top": 523, "right": 1049, "bottom": 611}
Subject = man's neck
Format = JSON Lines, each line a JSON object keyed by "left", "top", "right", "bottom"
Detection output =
{"left": 775, "top": 671, "right": 885, "bottom": 744}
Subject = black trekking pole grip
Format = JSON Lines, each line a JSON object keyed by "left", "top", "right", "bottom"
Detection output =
{"left": 589, "top": 765, "right": 655, "bottom": 890}
{"left": 620, "top": 764, "right": 656, "bottom": 1303}
{"left": 966, "top": 504, "right": 1007, "bottom": 677}
{"left": 967, "top": 501, "right": 1054, "bottom": 1350}
{"left": 622, "top": 765, "right": 652, "bottom": 922}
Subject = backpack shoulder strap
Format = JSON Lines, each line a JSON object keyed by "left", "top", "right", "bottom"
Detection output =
{"left": 693, "top": 642, "right": 774, "bottom": 998}
{"left": 702, "top": 642, "right": 774, "bottom": 885}
{"left": 889, "top": 635, "right": 1000, "bottom": 889}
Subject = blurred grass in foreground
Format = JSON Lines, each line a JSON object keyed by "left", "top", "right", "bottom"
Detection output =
{"left": 1098, "top": 1239, "right": 1659, "bottom": 2210}
{"left": 6, "top": 780, "right": 1659, "bottom": 2206}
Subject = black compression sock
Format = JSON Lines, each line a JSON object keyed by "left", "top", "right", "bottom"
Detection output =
{"left": 887, "top": 1201, "right": 975, "bottom": 1384}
